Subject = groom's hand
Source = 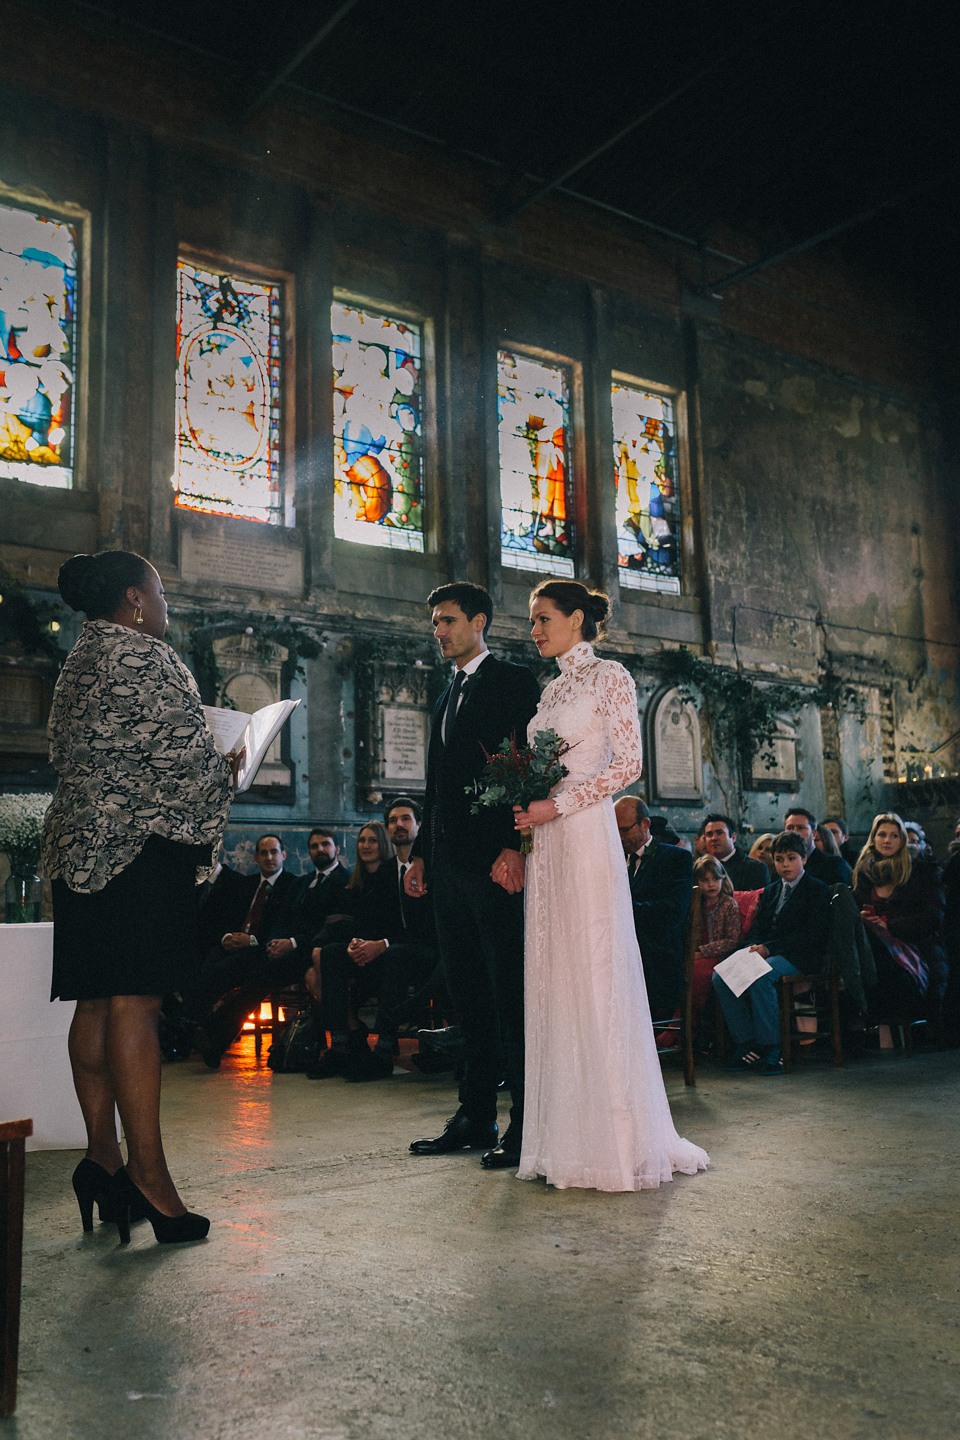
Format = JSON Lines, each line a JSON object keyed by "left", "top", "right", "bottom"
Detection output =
{"left": 492, "top": 847, "right": 526, "bottom": 893}
{"left": 404, "top": 857, "right": 427, "bottom": 897}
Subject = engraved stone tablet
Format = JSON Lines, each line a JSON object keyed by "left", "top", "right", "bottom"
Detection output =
{"left": 651, "top": 688, "right": 703, "bottom": 802}
{"left": 381, "top": 705, "right": 427, "bottom": 786}
{"left": 750, "top": 726, "right": 798, "bottom": 789}
{"left": 180, "top": 519, "right": 303, "bottom": 595}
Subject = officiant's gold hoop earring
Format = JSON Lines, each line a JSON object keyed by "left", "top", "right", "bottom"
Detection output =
{"left": 134, "top": 604, "right": 144, "bottom": 626}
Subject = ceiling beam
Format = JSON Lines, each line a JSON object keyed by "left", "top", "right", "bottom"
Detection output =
{"left": 244, "top": 0, "right": 365, "bottom": 119}
{"left": 496, "top": 37, "right": 752, "bottom": 225}
{"left": 697, "top": 174, "right": 950, "bottom": 294}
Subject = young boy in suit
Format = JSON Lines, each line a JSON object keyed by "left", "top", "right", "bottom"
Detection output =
{"left": 712, "top": 830, "right": 830, "bottom": 1075}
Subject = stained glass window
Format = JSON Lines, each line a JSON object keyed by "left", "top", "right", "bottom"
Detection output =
{"left": 498, "top": 350, "right": 574, "bottom": 576}
{"left": 174, "top": 259, "right": 282, "bottom": 524}
{"left": 332, "top": 301, "right": 424, "bottom": 551}
{"left": 612, "top": 382, "right": 681, "bottom": 594}
{"left": 0, "top": 201, "right": 77, "bottom": 489}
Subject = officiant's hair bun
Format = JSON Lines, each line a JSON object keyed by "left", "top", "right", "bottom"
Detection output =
{"left": 58, "top": 551, "right": 151, "bottom": 618}
{"left": 530, "top": 581, "right": 610, "bottom": 640}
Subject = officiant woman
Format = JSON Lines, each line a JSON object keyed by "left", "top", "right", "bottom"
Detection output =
{"left": 42, "top": 550, "right": 239, "bottom": 1243}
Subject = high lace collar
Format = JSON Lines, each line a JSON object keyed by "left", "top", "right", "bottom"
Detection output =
{"left": 556, "top": 641, "right": 596, "bottom": 673}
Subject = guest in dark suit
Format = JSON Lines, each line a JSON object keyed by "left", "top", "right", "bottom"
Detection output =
{"left": 271, "top": 828, "right": 350, "bottom": 962}
{"left": 713, "top": 830, "right": 831, "bottom": 1073}
{"left": 405, "top": 583, "right": 541, "bottom": 1167}
{"left": 786, "top": 807, "right": 853, "bottom": 886}
{"left": 190, "top": 833, "right": 301, "bottom": 1066}
{"left": 196, "top": 854, "right": 251, "bottom": 957}
{"left": 702, "top": 813, "right": 770, "bottom": 892}
{"left": 613, "top": 796, "right": 693, "bottom": 1018}
{"left": 307, "top": 809, "right": 437, "bottom": 1081}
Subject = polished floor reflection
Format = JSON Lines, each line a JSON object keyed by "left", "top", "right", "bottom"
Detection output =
{"left": 15, "top": 1039, "right": 960, "bottom": 1439}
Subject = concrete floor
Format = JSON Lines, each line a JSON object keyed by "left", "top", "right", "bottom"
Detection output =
{"left": 8, "top": 1040, "right": 960, "bottom": 1440}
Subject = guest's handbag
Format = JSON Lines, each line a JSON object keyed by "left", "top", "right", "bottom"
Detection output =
{"left": 267, "top": 1011, "right": 323, "bottom": 1072}
{"left": 861, "top": 916, "right": 928, "bottom": 995}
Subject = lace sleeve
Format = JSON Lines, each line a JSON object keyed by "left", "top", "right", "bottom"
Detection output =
{"left": 553, "top": 663, "right": 643, "bottom": 816}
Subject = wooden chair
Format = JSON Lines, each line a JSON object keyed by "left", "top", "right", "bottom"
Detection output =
{"left": 250, "top": 986, "right": 309, "bottom": 1057}
{"left": 652, "top": 921, "right": 696, "bottom": 1087}
{"left": 1, "top": 1118, "right": 32, "bottom": 1417}
{"left": 777, "top": 965, "right": 844, "bottom": 1073}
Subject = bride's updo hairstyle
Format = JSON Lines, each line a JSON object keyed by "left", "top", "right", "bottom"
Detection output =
{"left": 530, "top": 580, "right": 610, "bottom": 642}
{"left": 57, "top": 551, "right": 151, "bottom": 619}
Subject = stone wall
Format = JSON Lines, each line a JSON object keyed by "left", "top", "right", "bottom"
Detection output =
{"left": 1, "top": 0, "right": 958, "bottom": 857}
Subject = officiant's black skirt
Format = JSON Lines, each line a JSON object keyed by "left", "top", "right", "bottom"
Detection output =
{"left": 51, "top": 835, "right": 209, "bottom": 1000}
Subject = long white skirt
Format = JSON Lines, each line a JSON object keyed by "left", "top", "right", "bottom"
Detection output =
{"left": 518, "top": 799, "right": 709, "bottom": 1191}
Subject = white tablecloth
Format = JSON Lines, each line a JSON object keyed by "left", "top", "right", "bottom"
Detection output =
{"left": 0, "top": 922, "right": 88, "bottom": 1151}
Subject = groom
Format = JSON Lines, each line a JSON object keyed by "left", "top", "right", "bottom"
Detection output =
{"left": 405, "top": 582, "right": 541, "bottom": 1168}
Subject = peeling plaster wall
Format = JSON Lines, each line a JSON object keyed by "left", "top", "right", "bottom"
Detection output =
{"left": 1, "top": 12, "right": 958, "bottom": 845}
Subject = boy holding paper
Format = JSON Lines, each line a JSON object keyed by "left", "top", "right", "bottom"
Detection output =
{"left": 712, "top": 831, "right": 831, "bottom": 1074}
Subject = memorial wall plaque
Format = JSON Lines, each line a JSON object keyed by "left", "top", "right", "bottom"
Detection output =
{"left": 748, "top": 724, "right": 798, "bottom": 792}
{"left": 381, "top": 705, "right": 428, "bottom": 786}
{"left": 180, "top": 522, "right": 303, "bottom": 595}
{"left": 212, "top": 633, "right": 292, "bottom": 789}
{"left": 651, "top": 688, "right": 703, "bottom": 802}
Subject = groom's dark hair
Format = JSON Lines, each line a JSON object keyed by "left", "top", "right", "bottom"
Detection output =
{"left": 427, "top": 582, "right": 493, "bottom": 638}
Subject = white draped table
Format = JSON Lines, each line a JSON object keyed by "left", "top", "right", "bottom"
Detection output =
{"left": 0, "top": 922, "right": 87, "bottom": 1151}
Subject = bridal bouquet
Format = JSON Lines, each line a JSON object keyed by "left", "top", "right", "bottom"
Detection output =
{"left": 467, "top": 728, "right": 570, "bottom": 854}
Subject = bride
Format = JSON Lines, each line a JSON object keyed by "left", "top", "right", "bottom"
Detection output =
{"left": 510, "top": 580, "right": 709, "bottom": 1191}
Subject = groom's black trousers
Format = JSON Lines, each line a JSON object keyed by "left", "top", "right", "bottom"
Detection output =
{"left": 430, "top": 847, "right": 525, "bottom": 1130}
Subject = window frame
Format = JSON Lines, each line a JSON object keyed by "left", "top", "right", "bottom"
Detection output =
{"left": 331, "top": 287, "right": 437, "bottom": 556}
{"left": 496, "top": 341, "right": 586, "bottom": 581}
{"left": 174, "top": 247, "right": 295, "bottom": 528}
{"left": 610, "top": 370, "right": 693, "bottom": 597}
{"left": 0, "top": 183, "right": 90, "bottom": 495}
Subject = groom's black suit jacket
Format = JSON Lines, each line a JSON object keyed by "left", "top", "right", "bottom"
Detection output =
{"left": 417, "top": 654, "right": 542, "bottom": 876}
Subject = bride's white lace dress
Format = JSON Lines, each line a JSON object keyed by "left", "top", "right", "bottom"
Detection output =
{"left": 518, "top": 642, "right": 709, "bottom": 1192}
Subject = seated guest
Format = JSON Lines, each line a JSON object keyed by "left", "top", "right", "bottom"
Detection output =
{"left": 852, "top": 812, "right": 946, "bottom": 1028}
{"left": 306, "top": 819, "right": 436, "bottom": 1081}
{"left": 814, "top": 822, "right": 843, "bottom": 859}
{"left": 189, "top": 833, "right": 302, "bottom": 1066}
{"left": 712, "top": 830, "right": 831, "bottom": 1074}
{"left": 197, "top": 848, "right": 251, "bottom": 956}
{"left": 822, "top": 815, "right": 861, "bottom": 870}
{"left": 690, "top": 856, "right": 742, "bottom": 1015}
{"left": 702, "top": 813, "right": 770, "bottom": 892}
{"left": 748, "top": 833, "right": 777, "bottom": 881}
{"left": 785, "top": 807, "right": 853, "bottom": 886}
{"left": 265, "top": 827, "right": 350, "bottom": 966}
{"left": 941, "top": 817, "right": 960, "bottom": 1042}
{"left": 614, "top": 796, "right": 693, "bottom": 1020}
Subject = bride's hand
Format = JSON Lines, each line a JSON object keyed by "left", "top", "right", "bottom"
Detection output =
{"left": 513, "top": 799, "right": 559, "bottom": 829}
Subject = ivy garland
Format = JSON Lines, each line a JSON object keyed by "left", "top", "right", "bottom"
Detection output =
{"left": 172, "top": 609, "right": 324, "bottom": 705}
{"left": 642, "top": 644, "right": 865, "bottom": 777}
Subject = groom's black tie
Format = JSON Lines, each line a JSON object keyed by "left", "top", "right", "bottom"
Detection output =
{"left": 443, "top": 669, "right": 465, "bottom": 745}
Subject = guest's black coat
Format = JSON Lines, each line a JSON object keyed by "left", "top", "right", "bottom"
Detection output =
{"left": 338, "top": 858, "right": 435, "bottom": 946}
{"left": 745, "top": 872, "right": 831, "bottom": 971}
{"left": 242, "top": 868, "right": 302, "bottom": 945}
{"left": 286, "top": 864, "right": 350, "bottom": 953}
{"left": 627, "top": 839, "right": 694, "bottom": 1017}
{"left": 197, "top": 865, "right": 250, "bottom": 954}
{"left": 805, "top": 847, "right": 853, "bottom": 887}
{"left": 720, "top": 847, "right": 771, "bottom": 893}
{"left": 416, "top": 654, "right": 542, "bottom": 875}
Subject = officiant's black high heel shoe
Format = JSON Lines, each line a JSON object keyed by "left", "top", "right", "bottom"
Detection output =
{"left": 109, "top": 1167, "right": 210, "bottom": 1245}
{"left": 72, "top": 1158, "right": 116, "bottom": 1231}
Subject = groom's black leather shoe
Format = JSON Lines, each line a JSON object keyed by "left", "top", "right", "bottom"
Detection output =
{"left": 480, "top": 1125, "right": 522, "bottom": 1169}
{"left": 410, "top": 1111, "right": 498, "bottom": 1155}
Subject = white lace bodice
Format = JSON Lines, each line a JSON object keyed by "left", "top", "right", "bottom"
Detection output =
{"left": 530, "top": 642, "right": 643, "bottom": 815}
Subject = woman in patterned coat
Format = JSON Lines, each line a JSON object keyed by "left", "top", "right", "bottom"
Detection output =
{"left": 43, "top": 551, "right": 237, "bottom": 1242}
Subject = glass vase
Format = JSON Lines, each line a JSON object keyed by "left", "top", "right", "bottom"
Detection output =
{"left": 5, "top": 867, "right": 43, "bottom": 923}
